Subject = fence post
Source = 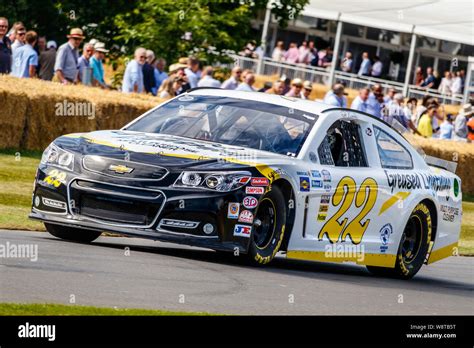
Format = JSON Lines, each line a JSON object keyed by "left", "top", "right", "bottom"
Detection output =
{"left": 403, "top": 30, "right": 417, "bottom": 97}
{"left": 257, "top": 1, "right": 272, "bottom": 75}
{"left": 328, "top": 19, "right": 343, "bottom": 87}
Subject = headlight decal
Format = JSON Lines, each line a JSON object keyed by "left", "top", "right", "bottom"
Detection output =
{"left": 40, "top": 143, "right": 75, "bottom": 171}
{"left": 174, "top": 171, "right": 251, "bottom": 192}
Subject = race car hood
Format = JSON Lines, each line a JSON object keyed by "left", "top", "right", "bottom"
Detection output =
{"left": 55, "top": 130, "right": 291, "bottom": 170}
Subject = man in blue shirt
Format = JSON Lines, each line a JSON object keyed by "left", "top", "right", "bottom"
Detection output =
{"left": 358, "top": 52, "right": 371, "bottom": 77}
{"left": 323, "top": 83, "right": 348, "bottom": 107}
{"left": 351, "top": 88, "right": 371, "bottom": 113}
{"left": 122, "top": 47, "right": 146, "bottom": 93}
{"left": 184, "top": 56, "right": 200, "bottom": 89}
{"left": 10, "top": 30, "right": 38, "bottom": 78}
{"left": 54, "top": 28, "right": 84, "bottom": 84}
{"left": 153, "top": 58, "right": 168, "bottom": 94}
{"left": 421, "top": 67, "right": 435, "bottom": 88}
{"left": 90, "top": 42, "right": 108, "bottom": 88}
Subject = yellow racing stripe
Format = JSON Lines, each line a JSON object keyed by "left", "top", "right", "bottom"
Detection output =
{"left": 378, "top": 191, "right": 411, "bottom": 215}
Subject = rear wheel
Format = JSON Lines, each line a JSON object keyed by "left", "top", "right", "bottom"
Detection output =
{"left": 45, "top": 223, "right": 102, "bottom": 243}
{"left": 367, "top": 203, "right": 432, "bottom": 279}
{"left": 247, "top": 186, "right": 287, "bottom": 265}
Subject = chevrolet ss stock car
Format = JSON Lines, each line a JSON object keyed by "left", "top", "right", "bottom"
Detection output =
{"left": 30, "top": 88, "right": 462, "bottom": 279}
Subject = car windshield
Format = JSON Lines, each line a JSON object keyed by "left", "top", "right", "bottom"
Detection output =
{"left": 124, "top": 95, "right": 316, "bottom": 157}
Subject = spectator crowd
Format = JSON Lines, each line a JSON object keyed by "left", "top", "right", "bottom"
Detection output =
{"left": 0, "top": 16, "right": 472, "bottom": 142}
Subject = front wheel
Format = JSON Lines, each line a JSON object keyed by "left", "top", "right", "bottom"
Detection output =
{"left": 367, "top": 202, "right": 432, "bottom": 279}
{"left": 247, "top": 186, "right": 287, "bottom": 265}
{"left": 45, "top": 223, "right": 102, "bottom": 243}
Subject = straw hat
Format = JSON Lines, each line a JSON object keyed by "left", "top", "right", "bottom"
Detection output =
{"left": 291, "top": 78, "right": 303, "bottom": 87}
{"left": 169, "top": 63, "right": 187, "bottom": 73}
{"left": 67, "top": 28, "right": 85, "bottom": 39}
{"left": 461, "top": 103, "right": 473, "bottom": 117}
{"left": 303, "top": 80, "right": 313, "bottom": 90}
{"left": 94, "top": 42, "right": 109, "bottom": 53}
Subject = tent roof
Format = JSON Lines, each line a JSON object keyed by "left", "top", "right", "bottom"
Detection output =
{"left": 302, "top": 0, "right": 474, "bottom": 46}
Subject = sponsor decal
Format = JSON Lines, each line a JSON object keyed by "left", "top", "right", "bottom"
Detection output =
{"left": 42, "top": 198, "right": 67, "bottom": 210}
{"left": 311, "top": 170, "right": 321, "bottom": 178}
{"left": 243, "top": 196, "right": 258, "bottom": 209}
{"left": 323, "top": 183, "right": 331, "bottom": 192}
{"left": 309, "top": 152, "right": 318, "bottom": 163}
{"left": 453, "top": 178, "right": 459, "bottom": 197}
{"left": 385, "top": 170, "right": 422, "bottom": 193}
{"left": 384, "top": 170, "right": 452, "bottom": 194}
{"left": 299, "top": 176, "right": 310, "bottom": 192}
{"left": 318, "top": 204, "right": 329, "bottom": 213}
{"left": 233, "top": 224, "right": 252, "bottom": 238}
{"left": 159, "top": 219, "right": 199, "bottom": 229}
{"left": 321, "top": 169, "right": 331, "bottom": 182}
{"left": 440, "top": 205, "right": 460, "bottom": 222}
{"left": 227, "top": 203, "right": 240, "bottom": 219}
{"left": 238, "top": 210, "right": 254, "bottom": 224}
{"left": 246, "top": 187, "right": 264, "bottom": 195}
{"left": 379, "top": 223, "right": 393, "bottom": 253}
{"left": 320, "top": 194, "right": 331, "bottom": 204}
{"left": 317, "top": 213, "right": 327, "bottom": 221}
{"left": 366, "top": 128, "right": 373, "bottom": 136}
{"left": 311, "top": 180, "right": 323, "bottom": 188}
{"left": 296, "top": 171, "right": 309, "bottom": 176}
{"left": 251, "top": 177, "right": 269, "bottom": 186}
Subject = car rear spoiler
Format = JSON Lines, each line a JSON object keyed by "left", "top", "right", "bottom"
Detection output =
{"left": 424, "top": 155, "right": 457, "bottom": 173}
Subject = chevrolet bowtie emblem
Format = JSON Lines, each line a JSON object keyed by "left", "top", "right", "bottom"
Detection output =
{"left": 108, "top": 164, "right": 134, "bottom": 174}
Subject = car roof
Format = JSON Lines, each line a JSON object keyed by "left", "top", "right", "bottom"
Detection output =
{"left": 187, "top": 88, "right": 334, "bottom": 115}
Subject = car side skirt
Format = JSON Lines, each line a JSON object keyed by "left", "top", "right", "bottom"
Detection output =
{"left": 286, "top": 250, "right": 396, "bottom": 267}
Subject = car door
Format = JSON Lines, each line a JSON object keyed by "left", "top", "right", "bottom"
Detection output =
{"left": 290, "top": 113, "right": 391, "bottom": 263}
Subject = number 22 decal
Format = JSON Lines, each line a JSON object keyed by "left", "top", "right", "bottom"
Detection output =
{"left": 318, "top": 176, "right": 378, "bottom": 244}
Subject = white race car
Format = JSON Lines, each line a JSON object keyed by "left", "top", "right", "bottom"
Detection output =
{"left": 31, "top": 88, "right": 462, "bottom": 279}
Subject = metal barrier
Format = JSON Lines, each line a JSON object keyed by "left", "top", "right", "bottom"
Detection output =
{"left": 407, "top": 86, "right": 463, "bottom": 105}
{"left": 226, "top": 54, "right": 463, "bottom": 105}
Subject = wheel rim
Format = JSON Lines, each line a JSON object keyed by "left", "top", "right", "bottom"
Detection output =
{"left": 401, "top": 215, "right": 422, "bottom": 264}
{"left": 253, "top": 198, "right": 276, "bottom": 250}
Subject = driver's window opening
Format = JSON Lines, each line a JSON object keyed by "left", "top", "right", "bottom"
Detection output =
{"left": 318, "top": 120, "right": 368, "bottom": 167}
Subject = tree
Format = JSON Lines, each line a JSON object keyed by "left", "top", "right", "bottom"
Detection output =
{"left": 114, "top": 0, "right": 309, "bottom": 65}
{"left": 2, "top": 0, "right": 134, "bottom": 45}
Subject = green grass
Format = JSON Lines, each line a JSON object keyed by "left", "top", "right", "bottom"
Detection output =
{"left": 0, "top": 303, "right": 211, "bottom": 316}
{"left": 0, "top": 149, "right": 473, "bottom": 254}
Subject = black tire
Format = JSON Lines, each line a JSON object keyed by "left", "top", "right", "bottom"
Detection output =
{"left": 367, "top": 202, "right": 432, "bottom": 279}
{"left": 45, "top": 223, "right": 102, "bottom": 243}
{"left": 247, "top": 186, "right": 287, "bottom": 265}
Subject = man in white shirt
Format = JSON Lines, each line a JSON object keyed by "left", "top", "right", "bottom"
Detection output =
{"left": 235, "top": 73, "right": 255, "bottom": 92}
{"left": 221, "top": 66, "right": 242, "bottom": 90}
{"left": 122, "top": 47, "right": 146, "bottom": 93}
{"left": 451, "top": 71, "right": 462, "bottom": 95}
{"left": 371, "top": 56, "right": 382, "bottom": 77}
{"left": 197, "top": 66, "right": 221, "bottom": 88}
{"left": 340, "top": 51, "right": 353, "bottom": 72}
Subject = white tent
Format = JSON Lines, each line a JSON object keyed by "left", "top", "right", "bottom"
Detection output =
{"left": 302, "top": 0, "right": 474, "bottom": 46}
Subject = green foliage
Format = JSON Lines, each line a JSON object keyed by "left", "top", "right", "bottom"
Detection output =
{"left": 113, "top": 0, "right": 309, "bottom": 65}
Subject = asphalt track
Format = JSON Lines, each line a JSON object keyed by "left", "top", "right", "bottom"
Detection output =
{"left": 0, "top": 230, "right": 473, "bottom": 315}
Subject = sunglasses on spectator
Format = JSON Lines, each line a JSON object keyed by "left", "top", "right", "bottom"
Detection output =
{"left": 72, "top": 37, "right": 83, "bottom": 41}
{"left": 139, "top": 56, "right": 146, "bottom": 59}
{"left": 0, "top": 25, "right": 8, "bottom": 29}
{"left": 18, "top": 32, "right": 26, "bottom": 36}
